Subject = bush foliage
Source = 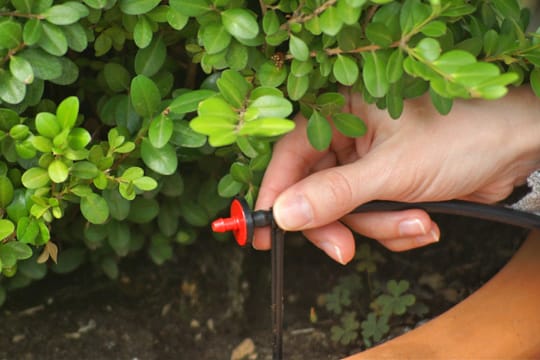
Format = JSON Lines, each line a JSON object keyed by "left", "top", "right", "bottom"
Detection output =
{"left": 0, "top": 0, "right": 538, "bottom": 305}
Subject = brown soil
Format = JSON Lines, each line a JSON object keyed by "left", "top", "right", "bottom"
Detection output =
{"left": 0, "top": 214, "right": 526, "bottom": 360}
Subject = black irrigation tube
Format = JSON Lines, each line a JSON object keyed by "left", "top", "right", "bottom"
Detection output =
{"left": 213, "top": 198, "right": 540, "bottom": 360}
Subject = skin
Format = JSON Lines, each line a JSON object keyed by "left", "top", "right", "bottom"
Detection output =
{"left": 254, "top": 86, "right": 540, "bottom": 264}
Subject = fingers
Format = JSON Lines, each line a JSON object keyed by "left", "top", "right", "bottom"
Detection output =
{"left": 342, "top": 209, "right": 440, "bottom": 252}
{"left": 271, "top": 149, "right": 391, "bottom": 232}
{"left": 302, "top": 221, "right": 356, "bottom": 265}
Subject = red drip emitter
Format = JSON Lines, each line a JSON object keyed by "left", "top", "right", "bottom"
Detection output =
{"left": 212, "top": 197, "right": 283, "bottom": 360}
{"left": 211, "top": 197, "right": 272, "bottom": 246}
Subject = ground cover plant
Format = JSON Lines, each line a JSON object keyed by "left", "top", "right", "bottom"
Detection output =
{"left": 0, "top": 0, "right": 539, "bottom": 350}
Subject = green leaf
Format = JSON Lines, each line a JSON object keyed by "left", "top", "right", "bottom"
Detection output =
{"left": 48, "top": 159, "right": 69, "bottom": 183}
{"left": 421, "top": 20, "right": 447, "bottom": 37}
{"left": 0, "top": 176, "right": 14, "bottom": 208}
{"left": 218, "top": 174, "right": 243, "bottom": 197}
{"left": 530, "top": 68, "right": 540, "bottom": 98}
{"left": 103, "top": 189, "right": 130, "bottom": 221}
{"left": 198, "top": 97, "right": 238, "bottom": 122}
{"left": 217, "top": 70, "right": 251, "bottom": 108}
{"left": 83, "top": 0, "right": 108, "bottom": 9}
{"left": 80, "top": 193, "right": 110, "bottom": 224}
{"left": 307, "top": 111, "right": 332, "bottom": 151}
{"left": 148, "top": 114, "right": 173, "bottom": 148}
{"left": 287, "top": 73, "right": 309, "bottom": 101}
{"left": 168, "top": 89, "right": 216, "bottom": 114}
{"left": 200, "top": 23, "right": 232, "bottom": 55}
{"left": 35, "top": 112, "right": 60, "bottom": 138}
{"left": 140, "top": 139, "right": 178, "bottom": 175}
{"left": 386, "top": 49, "right": 404, "bottom": 84}
{"left": 133, "top": 176, "right": 158, "bottom": 191}
{"left": 221, "top": 8, "right": 259, "bottom": 40}
{"left": 263, "top": 10, "right": 280, "bottom": 35}
{"left": 3, "top": 241, "right": 32, "bottom": 260}
{"left": 257, "top": 61, "right": 288, "bottom": 87}
{"left": 21, "top": 167, "right": 48, "bottom": 189}
{"left": 319, "top": 6, "right": 342, "bottom": 36}
{"left": 103, "top": 63, "right": 130, "bottom": 92}
{"left": 71, "top": 161, "right": 99, "bottom": 179}
{"left": 249, "top": 95, "right": 293, "bottom": 119}
{"left": 51, "top": 248, "right": 86, "bottom": 274}
{"left": 43, "top": 4, "right": 84, "bottom": 25}
{"left": 289, "top": 35, "right": 310, "bottom": 62}
{"left": 106, "top": 221, "right": 130, "bottom": 256}
{"left": 332, "top": 113, "right": 366, "bottom": 137}
{"left": 130, "top": 75, "right": 161, "bottom": 117}
{"left": 362, "top": 52, "right": 388, "bottom": 97}
{"left": 429, "top": 87, "right": 453, "bottom": 115}
{"left": 0, "top": 21, "right": 22, "bottom": 49}
{"left": 169, "top": 0, "right": 211, "bottom": 17}
{"left": 0, "top": 71, "right": 26, "bottom": 105}
{"left": 56, "top": 96, "right": 79, "bottom": 129}
{"left": 9, "top": 56, "right": 34, "bottom": 84}
{"left": 68, "top": 127, "right": 91, "bottom": 149}
{"left": 414, "top": 38, "right": 441, "bottom": 62}
{"left": 167, "top": 8, "right": 188, "bottom": 30}
{"left": 432, "top": 50, "right": 476, "bottom": 73}
{"left": 23, "top": 19, "right": 43, "bottom": 46}
{"left": 0, "top": 219, "right": 15, "bottom": 240}
{"left": 19, "top": 49, "right": 63, "bottom": 81}
{"left": 133, "top": 15, "right": 153, "bottom": 48}
{"left": 134, "top": 37, "right": 166, "bottom": 77}
{"left": 38, "top": 22, "right": 68, "bottom": 56}
{"left": 119, "top": 0, "right": 160, "bottom": 15}
{"left": 170, "top": 120, "right": 207, "bottom": 148}
{"left": 238, "top": 118, "right": 295, "bottom": 137}
{"left": 127, "top": 197, "right": 159, "bottom": 224}
{"left": 333, "top": 55, "right": 359, "bottom": 86}
{"left": 365, "top": 22, "right": 393, "bottom": 47}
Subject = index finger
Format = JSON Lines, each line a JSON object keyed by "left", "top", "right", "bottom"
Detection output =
{"left": 253, "top": 115, "right": 328, "bottom": 249}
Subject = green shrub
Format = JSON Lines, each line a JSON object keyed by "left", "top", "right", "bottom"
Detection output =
{"left": 0, "top": 0, "right": 538, "bottom": 305}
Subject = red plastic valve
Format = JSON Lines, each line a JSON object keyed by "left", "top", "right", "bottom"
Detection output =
{"left": 211, "top": 197, "right": 272, "bottom": 246}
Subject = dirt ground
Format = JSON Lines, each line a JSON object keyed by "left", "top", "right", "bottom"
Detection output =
{"left": 0, "top": 213, "right": 526, "bottom": 360}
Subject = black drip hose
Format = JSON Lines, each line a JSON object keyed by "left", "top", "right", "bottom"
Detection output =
{"left": 353, "top": 200, "right": 540, "bottom": 229}
{"left": 271, "top": 219, "right": 284, "bottom": 360}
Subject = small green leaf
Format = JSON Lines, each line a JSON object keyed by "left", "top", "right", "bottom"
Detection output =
{"left": 333, "top": 55, "right": 359, "bottom": 86}
{"left": 21, "top": 168, "right": 50, "bottom": 189}
{"left": 0, "top": 176, "right": 14, "bottom": 208}
{"left": 167, "top": 8, "right": 188, "bottom": 30}
{"left": 80, "top": 193, "right": 110, "bottom": 224}
{"left": 218, "top": 174, "right": 243, "bottom": 197}
{"left": 257, "top": 61, "right": 288, "bottom": 87}
{"left": 43, "top": 4, "right": 84, "bottom": 25}
{"left": 71, "top": 161, "right": 99, "bottom": 179}
{"left": 365, "top": 22, "right": 393, "bottom": 47}
{"left": 38, "top": 22, "right": 68, "bottom": 56}
{"left": 0, "top": 71, "right": 26, "bottom": 104}
{"left": 103, "top": 63, "right": 130, "bottom": 92}
{"left": 200, "top": 23, "right": 232, "bottom": 55}
{"left": 170, "top": 120, "right": 207, "bottom": 148}
{"left": 169, "top": 0, "right": 211, "bottom": 17}
{"left": 130, "top": 75, "right": 161, "bottom": 117}
{"left": 332, "top": 113, "right": 366, "bottom": 138}
{"left": 307, "top": 111, "right": 332, "bottom": 151}
{"left": 530, "top": 68, "right": 540, "bottom": 98}
{"left": 421, "top": 20, "right": 447, "bottom": 37}
{"left": 198, "top": 97, "right": 238, "bottom": 122}
{"left": 0, "top": 219, "right": 15, "bottom": 240}
{"left": 429, "top": 87, "right": 453, "bottom": 115}
{"left": 148, "top": 114, "right": 174, "bottom": 148}
{"left": 0, "top": 21, "right": 22, "bottom": 49}
{"left": 119, "top": 0, "right": 160, "bottom": 15}
{"left": 133, "top": 176, "right": 158, "bottom": 191}
{"left": 289, "top": 35, "right": 310, "bottom": 62}
{"left": 135, "top": 36, "right": 166, "bottom": 77}
{"left": 249, "top": 95, "right": 293, "bottom": 119}
{"left": 48, "top": 159, "right": 69, "bottom": 183}
{"left": 362, "top": 52, "right": 388, "bottom": 97}
{"left": 217, "top": 70, "right": 252, "bottom": 109}
{"left": 414, "top": 38, "right": 441, "bottom": 62}
{"left": 140, "top": 139, "right": 178, "bottom": 175}
{"left": 133, "top": 15, "right": 153, "bottom": 49}
{"left": 287, "top": 73, "right": 309, "bottom": 101}
{"left": 9, "top": 56, "right": 34, "bottom": 84}
{"left": 386, "top": 49, "right": 404, "bottom": 84}
{"left": 319, "top": 6, "right": 342, "bottom": 36}
{"left": 169, "top": 89, "right": 216, "bottom": 115}
{"left": 56, "top": 96, "right": 79, "bottom": 129}
{"left": 238, "top": 118, "right": 295, "bottom": 137}
{"left": 23, "top": 19, "right": 43, "bottom": 46}
{"left": 221, "top": 8, "right": 259, "bottom": 40}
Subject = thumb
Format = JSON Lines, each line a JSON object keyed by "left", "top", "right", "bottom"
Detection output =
{"left": 273, "top": 151, "right": 390, "bottom": 231}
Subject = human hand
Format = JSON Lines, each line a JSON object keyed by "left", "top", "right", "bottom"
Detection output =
{"left": 254, "top": 86, "right": 540, "bottom": 264}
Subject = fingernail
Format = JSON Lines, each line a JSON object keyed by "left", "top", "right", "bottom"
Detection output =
{"left": 319, "top": 241, "right": 346, "bottom": 265}
{"left": 415, "top": 229, "right": 439, "bottom": 246}
{"left": 274, "top": 193, "right": 313, "bottom": 230}
{"left": 398, "top": 218, "right": 427, "bottom": 237}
